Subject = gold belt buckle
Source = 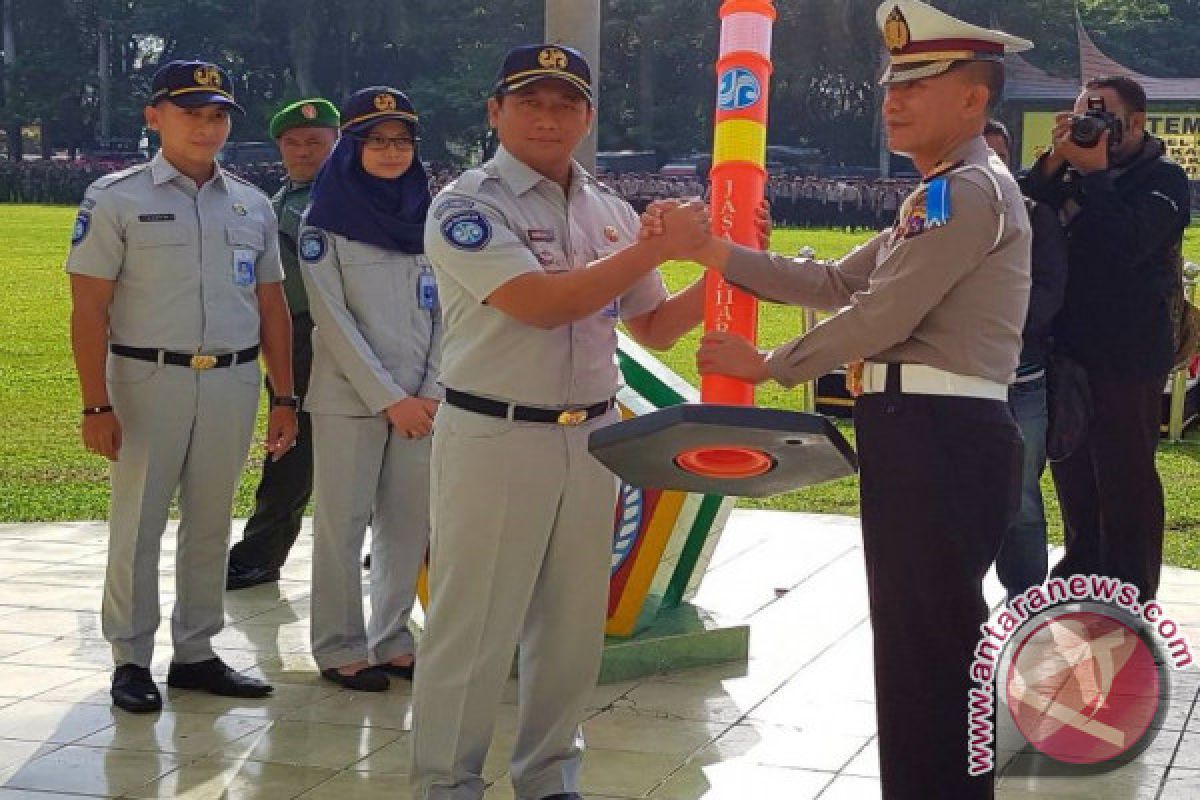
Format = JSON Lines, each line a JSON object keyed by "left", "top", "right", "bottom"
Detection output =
{"left": 190, "top": 354, "right": 218, "bottom": 370}
{"left": 557, "top": 409, "right": 588, "bottom": 426}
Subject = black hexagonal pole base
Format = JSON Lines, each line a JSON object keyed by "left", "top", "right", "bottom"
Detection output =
{"left": 588, "top": 404, "right": 858, "bottom": 498}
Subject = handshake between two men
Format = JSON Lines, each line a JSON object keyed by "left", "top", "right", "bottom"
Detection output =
{"left": 640, "top": 197, "right": 776, "bottom": 385}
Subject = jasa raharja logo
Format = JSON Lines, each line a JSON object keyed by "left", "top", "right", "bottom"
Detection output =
{"left": 717, "top": 67, "right": 761, "bottom": 112}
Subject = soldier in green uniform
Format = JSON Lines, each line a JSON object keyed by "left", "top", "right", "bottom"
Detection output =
{"left": 227, "top": 98, "right": 340, "bottom": 590}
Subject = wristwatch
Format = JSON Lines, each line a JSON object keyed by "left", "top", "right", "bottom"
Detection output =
{"left": 271, "top": 395, "right": 300, "bottom": 409}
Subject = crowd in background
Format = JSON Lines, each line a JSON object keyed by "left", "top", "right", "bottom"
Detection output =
{"left": 11, "top": 156, "right": 1196, "bottom": 234}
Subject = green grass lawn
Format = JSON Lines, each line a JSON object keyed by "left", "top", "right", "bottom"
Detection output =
{"left": 3, "top": 205, "right": 1199, "bottom": 566}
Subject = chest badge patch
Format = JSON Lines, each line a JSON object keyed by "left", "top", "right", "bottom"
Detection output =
{"left": 442, "top": 210, "right": 492, "bottom": 251}
{"left": 232, "top": 203, "right": 248, "bottom": 216}
{"left": 603, "top": 225, "right": 620, "bottom": 243}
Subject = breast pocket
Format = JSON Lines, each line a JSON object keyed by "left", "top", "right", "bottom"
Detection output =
{"left": 336, "top": 240, "right": 395, "bottom": 308}
{"left": 127, "top": 221, "right": 191, "bottom": 250}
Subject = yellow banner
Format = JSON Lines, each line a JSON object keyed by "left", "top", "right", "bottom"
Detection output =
{"left": 1022, "top": 111, "right": 1200, "bottom": 179}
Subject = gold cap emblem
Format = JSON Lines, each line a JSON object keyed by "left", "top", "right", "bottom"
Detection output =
{"left": 193, "top": 65, "right": 222, "bottom": 87}
{"left": 374, "top": 93, "right": 397, "bottom": 112}
{"left": 538, "top": 47, "right": 569, "bottom": 70}
{"left": 883, "top": 6, "right": 911, "bottom": 53}
{"left": 300, "top": 103, "right": 317, "bottom": 119}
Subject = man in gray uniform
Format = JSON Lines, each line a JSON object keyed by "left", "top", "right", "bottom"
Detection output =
{"left": 411, "top": 44, "right": 709, "bottom": 800}
{"left": 67, "top": 60, "right": 297, "bottom": 713}
{"left": 677, "top": 3, "right": 1033, "bottom": 796}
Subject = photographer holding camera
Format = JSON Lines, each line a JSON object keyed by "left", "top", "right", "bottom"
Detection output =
{"left": 1021, "top": 76, "right": 1190, "bottom": 602}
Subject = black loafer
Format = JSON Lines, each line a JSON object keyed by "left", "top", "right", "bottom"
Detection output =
{"left": 321, "top": 666, "right": 390, "bottom": 692}
{"left": 167, "top": 657, "right": 273, "bottom": 697}
{"left": 226, "top": 563, "right": 281, "bottom": 590}
{"left": 111, "top": 664, "right": 162, "bottom": 713}
{"left": 375, "top": 661, "right": 415, "bottom": 680}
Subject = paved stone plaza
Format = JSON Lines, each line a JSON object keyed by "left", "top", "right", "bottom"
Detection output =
{"left": 0, "top": 511, "right": 1196, "bottom": 798}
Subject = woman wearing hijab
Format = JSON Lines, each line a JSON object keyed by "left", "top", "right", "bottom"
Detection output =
{"left": 297, "top": 87, "right": 440, "bottom": 691}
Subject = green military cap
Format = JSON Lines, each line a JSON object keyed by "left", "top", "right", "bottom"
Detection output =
{"left": 269, "top": 98, "right": 340, "bottom": 139}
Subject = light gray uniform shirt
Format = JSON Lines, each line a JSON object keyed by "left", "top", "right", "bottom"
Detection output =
{"left": 424, "top": 145, "right": 668, "bottom": 407}
{"left": 725, "top": 136, "right": 1032, "bottom": 387}
{"left": 65, "top": 150, "right": 283, "bottom": 351}
{"left": 297, "top": 225, "right": 443, "bottom": 416}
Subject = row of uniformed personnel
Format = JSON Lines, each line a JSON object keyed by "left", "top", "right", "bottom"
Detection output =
{"left": 67, "top": 2, "right": 1038, "bottom": 796}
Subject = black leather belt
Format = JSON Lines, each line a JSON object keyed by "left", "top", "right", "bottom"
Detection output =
{"left": 445, "top": 388, "right": 615, "bottom": 427}
{"left": 110, "top": 344, "right": 259, "bottom": 370}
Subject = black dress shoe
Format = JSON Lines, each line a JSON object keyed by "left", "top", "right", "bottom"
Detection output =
{"left": 226, "top": 563, "right": 281, "bottom": 590}
{"left": 362, "top": 554, "right": 371, "bottom": 569}
{"left": 540, "top": 794, "right": 583, "bottom": 800}
{"left": 167, "top": 657, "right": 273, "bottom": 697}
{"left": 321, "top": 666, "right": 390, "bottom": 692}
{"left": 111, "top": 664, "right": 162, "bottom": 713}
{"left": 374, "top": 660, "right": 415, "bottom": 680}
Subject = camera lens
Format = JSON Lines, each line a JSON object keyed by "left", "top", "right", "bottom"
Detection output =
{"left": 1069, "top": 114, "right": 1107, "bottom": 149}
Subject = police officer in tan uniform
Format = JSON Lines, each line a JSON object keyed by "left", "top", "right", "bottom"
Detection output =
{"left": 411, "top": 44, "right": 709, "bottom": 800}
{"left": 658, "top": 4, "right": 1034, "bottom": 796}
{"left": 67, "top": 60, "right": 296, "bottom": 712}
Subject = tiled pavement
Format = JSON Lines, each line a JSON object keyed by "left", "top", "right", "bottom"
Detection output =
{"left": 0, "top": 511, "right": 1196, "bottom": 798}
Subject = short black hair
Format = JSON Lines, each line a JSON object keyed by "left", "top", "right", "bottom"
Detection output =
{"left": 1084, "top": 75, "right": 1147, "bottom": 113}
{"left": 953, "top": 60, "right": 1006, "bottom": 111}
{"left": 983, "top": 119, "right": 1011, "bottom": 150}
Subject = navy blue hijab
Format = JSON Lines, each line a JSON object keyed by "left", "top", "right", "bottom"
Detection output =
{"left": 306, "top": 87, "right": 431, "bottom": 254}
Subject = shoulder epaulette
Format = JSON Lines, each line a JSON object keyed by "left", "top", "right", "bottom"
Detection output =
{"left": 225, "top": 171, "right": 269, "bottom": 199}
{"left": 90, "top": 162, "right": 151, "bottom": 190}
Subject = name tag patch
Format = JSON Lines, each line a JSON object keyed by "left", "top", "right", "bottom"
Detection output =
{"left": 442, "top": 210, "right": 491, "bottom": 251}
{"left": 232, "top": 249, "right": 256, "bottom": 286}
{"left": 528, "top": 229, "right": 555, "bottom": 243}
{"left": 138, "top": 213, "right": 176, "bottom": 223}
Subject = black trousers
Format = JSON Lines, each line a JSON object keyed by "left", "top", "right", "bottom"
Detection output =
{"left": 1049, "top": 371, "right": 1166, "bottom": 601}
{"left": 854, "top": 382, "right": 1022, "bottom": 800}
{"left": 229, "top": 313, "right": 315, "bottom": 571}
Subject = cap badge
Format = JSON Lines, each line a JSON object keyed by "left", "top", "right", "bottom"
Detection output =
{"left": 538, "top": 47, "right": 569, "bottom": 70}
{"left": 374, "top": 93, "right": 397, "bottom": 112}
{"left": 883, "top": 6, "right": 911, "bottom": 53}
{"left": 193, "top": 65, "right": 222, "bottom": 87}
{"left": 300, "top": 103, "right": 317, "bottom": 119}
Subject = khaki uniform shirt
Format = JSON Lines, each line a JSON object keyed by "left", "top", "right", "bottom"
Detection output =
{"left": 424, "top": 146, "right": 668, "bottom": 407}
{"left": 65, "top": 151, "right": 284, "bottom": 353}
{"left": 725, "top": 137, "right": 1032, "bottom": 386}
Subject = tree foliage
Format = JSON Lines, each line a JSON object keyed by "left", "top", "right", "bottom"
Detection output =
{"left": 2, "top": 0, "right": 1199, "bottom": 164}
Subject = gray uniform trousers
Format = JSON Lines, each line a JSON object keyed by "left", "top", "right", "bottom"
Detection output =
{"left": 309, "top": 412, "right": 430, "bottom": 669}
{"left": 103, "top": 356, "right": 260, "bottom": 667}
{"left": 412, "top": 405, "right": 618, "bottom": 800}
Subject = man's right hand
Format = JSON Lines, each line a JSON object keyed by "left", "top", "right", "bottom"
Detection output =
{"left": 386, "top": 397, "right": 435, "bottom": 439}
{"left": 82, "top": 412, "right": 122, "bottom": 461}
{"left": 652, "top": 200, "right": 711, "bottom": 261}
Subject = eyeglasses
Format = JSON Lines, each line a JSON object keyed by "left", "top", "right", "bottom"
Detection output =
{"left": 358, "top": 134, "right": 418, "bottom": 152}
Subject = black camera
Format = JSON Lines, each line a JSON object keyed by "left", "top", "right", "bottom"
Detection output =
{"left": 1069, "top": 96, "right": 1124, "bottom": 150}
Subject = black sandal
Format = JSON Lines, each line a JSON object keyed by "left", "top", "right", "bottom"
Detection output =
{"left": 320, "top": 666, "right": 390, "bottom": 691}
{"left": 375, "top": 661, "right": 415, "bottom": 680}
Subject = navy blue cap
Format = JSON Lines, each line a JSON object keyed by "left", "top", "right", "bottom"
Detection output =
{"left": 493, "top": 44, "right": 593, "bottom": 103}
{"left": 150, "top": 60, "right": 244, "bottom": 114}
{"left": 339, "top": 86, "right": 419, "bottom": 134}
